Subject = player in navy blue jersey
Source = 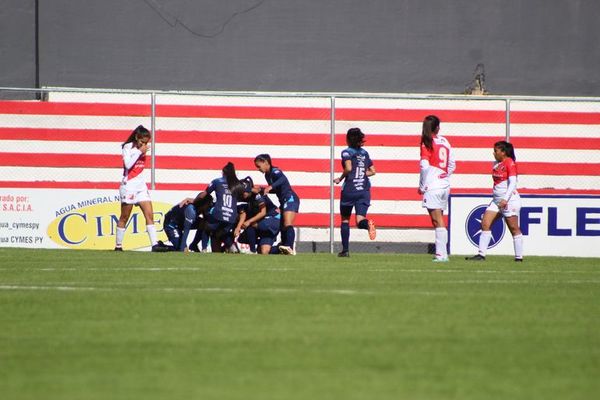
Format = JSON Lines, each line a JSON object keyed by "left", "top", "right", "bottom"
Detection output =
{"left": 163, "top": 195, "right": 213, "bottom": 251}
{"left": 333, "top": 128, "right": 377, "bottom": 257}
{"left": 234, "top": 176, "right": 281, "bottom": 255}
{"left": 180, "top": 162, "right": 243, "bottom": 253}
{"left": 254, "top": 154, "right": 300, "bottom": 255}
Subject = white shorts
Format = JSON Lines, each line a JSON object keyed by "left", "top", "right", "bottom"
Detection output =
{"left": 487, "top": 195, "right": 521, "bottom": 218}
{"left": 119, "top": 184, "right": 151, "bottom": 204}
{"left": 422, "top": 188, "right": 449, "bottom": 210}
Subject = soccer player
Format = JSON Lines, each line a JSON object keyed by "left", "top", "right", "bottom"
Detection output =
{"left": 180, "top": 162, "right": 243, "bottom": 253}
{"left": 333, "top": 128, "right": 376, "bottom": 257}
{"left": 466, "top": 141, "right": 523, "bottom": 262}
{"left": 419, "top": 115, "right": 456, "bottom": 262}
{"left": 163, "top": 195, "right": 213, "bottom": 251}
{"left": 254, "top": 154, "right": 300, "bottom": 255}
{"left": 234, "top": 177, "right": 281, "bottom": 255}
{"left": 114, "top": 125, "right": 168, "bottom": 252}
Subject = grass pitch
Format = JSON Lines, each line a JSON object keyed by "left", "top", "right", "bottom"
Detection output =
{"left": 0, "top": 248, "right": 599, "bottom": 400}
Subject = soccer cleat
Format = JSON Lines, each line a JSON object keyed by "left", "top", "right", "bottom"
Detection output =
{"left": 432, "top": 256, "right": 449, "bottom": 262}
{"left": 465, "top": 254, "right": 486, "bottom": 261}
{"left": 368, "top": 220, "right": 377, "bottom": 240}
{"left": 278, "top": 245, "right": 296, "bottom": 255}
{"left": 114, "top": 246, "right": 123, "bottom": 251}
{"left": 338, "top": 251, "right": 350, "bottom": 257}
{"left": 188, "top": 243, "right": 200, "bottom": 252}
{"left": 515, "top": 258, "right": 523, "bottom": 262}
{"left": 151, "top": 241, "right": 170, "bottom": 252}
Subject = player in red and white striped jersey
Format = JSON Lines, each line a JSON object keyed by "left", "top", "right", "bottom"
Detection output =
{"left": 114, "top": 125, "right": 168, "bottom": 252}
{"left": 418, "top": 115, "right": 456, "bottom": 262}
{"left": 466, "top": 140, "right": 523, "bottom": 262}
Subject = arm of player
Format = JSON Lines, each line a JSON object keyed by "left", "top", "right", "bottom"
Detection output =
{"left": 243, "top": 204, "right": 267, "bottom": 228}
{"left": 334, "top": 160, "right": 353, "bottom": 184}
{"left": 418, "top": 159, "right": 430, "bottom": 194}
{"left": 121, "top": 145, "right": 142, "bottom": 169}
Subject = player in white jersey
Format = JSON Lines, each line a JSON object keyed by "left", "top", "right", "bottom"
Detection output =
{"left": 466, "top": 141, "right": 523, "bottom": 262}
{"left": 114, "top": 125, "right": 168, "bottom": 252}
{"left": 418, "top": 115, "right": 456, "bottom": 262}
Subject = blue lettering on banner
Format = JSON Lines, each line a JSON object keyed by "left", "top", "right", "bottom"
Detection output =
{"left": 576, "top": 208, "right": 600, "bottom": 236}
{"left": 520, "top": 207, "right": 542, "bottom": 236}
{"left": 521, "top": 206, "right": 600, "bottom": 236}
{"left": 58, "top": 213, "right": 87, "bottom": 245}
{"left": 548, "top": 207, "right": 572, "bottom": 236}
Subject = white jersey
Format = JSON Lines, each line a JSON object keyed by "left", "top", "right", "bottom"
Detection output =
{"left": 419, "top": 135, "right": 456, "bottom": 192}
{"left": 120, "top": 142, "right": 147, "bottom": 192}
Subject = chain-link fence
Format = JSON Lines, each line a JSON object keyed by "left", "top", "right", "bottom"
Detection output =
{"left": 1, "top": 87, "right": 599, "bottom": 253}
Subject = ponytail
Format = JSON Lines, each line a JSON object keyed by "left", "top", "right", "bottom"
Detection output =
{"left": 421, "top": 115, "right": 440, "bottom": 151}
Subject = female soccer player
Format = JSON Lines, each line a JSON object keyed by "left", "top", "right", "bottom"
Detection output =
{"left": 419, "top": 115, "right": 456, "bottom": 262}
{"left": 163, "top": 195, "right": 213, "bottom": 251}
{"left": 466, "top": 141, "right": 523, "bottom": 262}
{"left": 234, "top": 177, "right": 281, "bottom": 255}
{"left": 254, "top": 154, "right": 300, "bottom": 255}
{"left": 114, "top": 125, "right": 168, "bottom": 252}
{"left": 180, "top": 162, "right": 243, "bottom": 253}
{"left": 333, "top": 128, "right": 376, "bottom": 257}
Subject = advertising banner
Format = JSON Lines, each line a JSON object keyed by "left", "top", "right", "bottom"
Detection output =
{"left": 0, "top": 189, "right": 183, "bottom": 250}
{"left": 449, "top": 195, "right": 600, "bottom": 257}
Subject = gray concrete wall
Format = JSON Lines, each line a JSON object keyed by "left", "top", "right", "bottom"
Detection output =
{"left": 2, "top": 0, "right": 599, "bottom": 96}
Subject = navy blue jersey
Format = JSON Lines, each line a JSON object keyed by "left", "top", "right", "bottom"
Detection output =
{"left": 340, "top": 147, "right": 373, "bottom": 193}
{"left": 164, "top": 204, "right": 199, "bottom": 230}
{"left": 265, "top": 167, "right": 298, "bottom": 206}
{"left": 206, "top": 177, "right": 238, "bottom": 223}
{"left": 240, "top": 194, "right": 279, "bottom": 219}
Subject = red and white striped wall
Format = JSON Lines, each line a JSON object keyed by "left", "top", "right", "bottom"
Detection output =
{"left": 1, "top": 91, "right": 599, "bottom": 242}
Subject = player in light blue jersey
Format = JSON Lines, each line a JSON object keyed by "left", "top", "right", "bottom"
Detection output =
{"left": 333, "top": 128, "right": 377, "bottom": 257}
{"left": 254, "top": 154, "right": 300, "bottom": 255}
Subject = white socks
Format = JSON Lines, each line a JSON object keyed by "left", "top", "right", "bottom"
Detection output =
{"left": 435, "top": 227, "right": 448, "bottom": 258}
{"left": 146, "top": 224, "right": 158, "bottom": 246}
{"left": 115, "top": 227, "right": 126, "bottom": 248}
{"left": 478, "top": 231, "right": 492, "bottom": 256}
{"left": 513, "top": 234, "right": 523, "bottom": 260}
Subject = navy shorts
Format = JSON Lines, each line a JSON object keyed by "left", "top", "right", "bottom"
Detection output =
{"left": 206, "top": 214, "right": 234, "bottom": 236}
{"left": 340, "top": 191, "right": 371, "bottom": 217}
{"left": 281, "top": 194, "right": 300, "bottom": 213}
{"left": 257, "top": 216, "right": 280, "bottom": 246}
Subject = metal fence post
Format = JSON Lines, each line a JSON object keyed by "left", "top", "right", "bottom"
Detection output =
{"left": 505, "top": 98, "right": 511, "bottom": 142}
{"left": 150, "top": 92, "right": 156, "bottom": 190}
{"left": 329, "top": 96, "right": 336, "bottom": 254}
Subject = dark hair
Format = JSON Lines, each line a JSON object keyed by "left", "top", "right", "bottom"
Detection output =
{"left": 421, "top": 115, "right": 440, "bottom": 151}
{"left": 346, "top": 128, "right": 365, "bottom": 149}
{"left": 494, "top": 140, "right": 516, "bottom": 161}
{"left": 254, "top": 153, "right": 276, "bottom": 172}
{"left": 241, "top": 176, "right": 254, "bottom": 193}
{"left": 193, "top": 194, "right": 214, "bottom": 214}
{"left": 122, "top": 125, "right": 150, "bottom": 148}
{"left": 254, "top": 153, "right": 271, "bottom": 165}
{"left": 222, "top": 162, "right": 243, "bottom": 198}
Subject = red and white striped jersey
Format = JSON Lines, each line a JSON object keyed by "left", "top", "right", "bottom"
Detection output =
{"left": 492, "top": 157, "right": 518, "bottom": 201}
{"left": 419, "top": 135, "right": 455, "bottom": 191}
{"left": 121, "top": 142, "right": 147, "bottom": 191}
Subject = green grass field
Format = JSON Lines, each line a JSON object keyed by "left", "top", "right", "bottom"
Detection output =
{"left": 0, "top": 248, "right": 599, "bottom": 400}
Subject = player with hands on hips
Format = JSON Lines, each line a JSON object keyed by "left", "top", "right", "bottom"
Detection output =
{"left": 466, "top": 140, "right": 524, "bottom": 262}
{"left": 114, "top": 125, "right": 168, "bottom": 252}
{"left": 419, "top": 115, "right": 456, "bottom": 262}
{"left": 333, "top": 127, "right": 376, "bottom": 257}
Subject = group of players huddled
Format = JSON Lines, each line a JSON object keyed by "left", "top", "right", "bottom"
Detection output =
{"left": 164, "top": 154, "right": 300, "bottom": 255}
{"left": 115, "top": 116, "right": 524, "bottom": 261}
